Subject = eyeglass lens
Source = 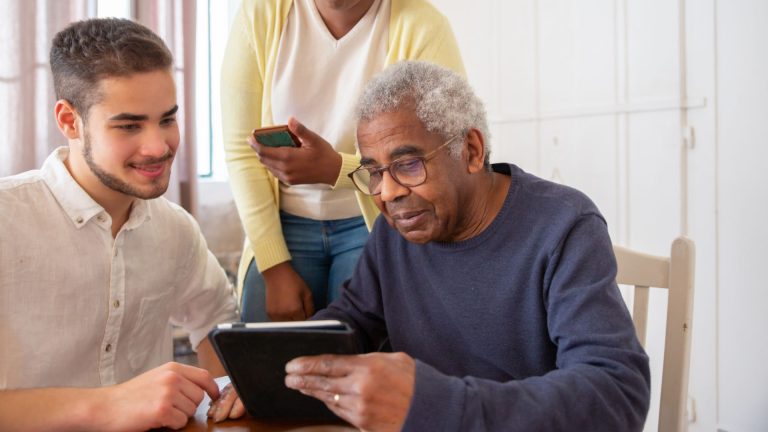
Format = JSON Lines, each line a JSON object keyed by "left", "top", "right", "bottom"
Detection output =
{"left": 352, "top": 158, "right": 426, "bottom": 195}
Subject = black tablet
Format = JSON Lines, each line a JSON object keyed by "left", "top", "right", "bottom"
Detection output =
{"left": 208, "top": 320, "right": 359, "bottom": 420}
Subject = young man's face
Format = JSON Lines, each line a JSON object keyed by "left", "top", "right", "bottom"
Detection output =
{"left": 71, "top": 69, "right": 179, "bottom": 201}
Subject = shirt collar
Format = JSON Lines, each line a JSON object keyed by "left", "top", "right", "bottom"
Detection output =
{"left": 41, "top": 147, "right": 151, "bottom": 230}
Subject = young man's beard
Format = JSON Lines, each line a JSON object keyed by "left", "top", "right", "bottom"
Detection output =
{"left": 82, "top": 131, "right": 174, "bottom": 200}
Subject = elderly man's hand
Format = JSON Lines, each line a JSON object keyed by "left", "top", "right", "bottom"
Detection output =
{"left": 207, "top": 383, "right": 246, "bottom": 423}
{"left": 285, "top": 352, "right": 416, "bottom": 432}
{"left": 250, "top": 117, "right": 342, "bottom": 186}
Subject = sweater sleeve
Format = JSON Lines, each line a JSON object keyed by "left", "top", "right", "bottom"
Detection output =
{"left": 221, "top": 0, "right": 291, "bottom": 272}
{"left": 387, "top": 0, "right": 466, "bottom": 76}
{"left": 402, "top": 215, "right": 651, "bottom": 432}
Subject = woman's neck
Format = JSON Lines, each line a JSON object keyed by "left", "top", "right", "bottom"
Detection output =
{"left": 314, "top": 0, "right": 375, "bottom": 39}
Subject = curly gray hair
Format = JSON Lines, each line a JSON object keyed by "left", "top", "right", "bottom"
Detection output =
{"left": 356, "top": 60, "right": 491, "bottom": 165}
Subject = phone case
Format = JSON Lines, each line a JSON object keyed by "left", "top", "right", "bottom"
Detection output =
{"left": 253, "top": 125, "right": 299, "bottom": 147}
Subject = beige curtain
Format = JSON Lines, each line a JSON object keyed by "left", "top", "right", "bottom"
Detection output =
{"left": 0, "top": 0, "right": 198, "bottom": 216}
{"left": 0, "top": 1, "right": 88, "bottom": 177}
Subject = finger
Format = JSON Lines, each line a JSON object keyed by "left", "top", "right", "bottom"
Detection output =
{"left": 248, "top": 134, "right": 268, "bottom": 157}
{"left": 212, "top": 388, "right": 238, "bottom": 423}
{"left": 285, "top": 374, "right": 355, "bottom": 401}
{"left": 207, "top": 383, "right": 235, "bottom": 419}
{"left": 287, "top": 117, "right": 311, "bottom": 144}
{"left": 285, "top": 354, "right": 355, "bottom": 376}
{"left": 302, "top": 290, "right": 315, "bottom": 318}
{"left": 249, "top": 134, "right": 282, "bottom": 159}
{"left": 299, "top": 389, "right": 356, "bottom": 422}
{"left": 171, "top": 363, "right": 220, "bottom": 401}
{"left": 175, "top": 375, "right": 207, "bottom": 410}
{"left": 291, "top": 308, "right": 307, "bottom": 321}
{"left": 247, "top": 133, "right": 259, "bottom": 149}
{"left": 304, "top": 389, "right": 346, "bottom": 406}
{"left": 287, "top": 117, "right": 325, "bottom": 148}
{"left": 164, "top": 407, "right": 190, "bottom": 430}
{"left": 171, "top": 389, "right": 199, "bottom": 417}
{"left": 230, "top": 396, "right": 246, "bottom": 419}
{"left": 276, "top": 305, "right": 306, "bottom": 321}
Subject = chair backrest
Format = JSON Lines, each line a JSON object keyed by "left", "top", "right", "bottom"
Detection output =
{"left": 613, "top": 237, "right": 695, "bottom": 432}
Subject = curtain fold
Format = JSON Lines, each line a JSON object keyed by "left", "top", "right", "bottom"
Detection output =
{"left": 0, "top": 0, "right": 88, "bottom": 177}
{"left": 1, "top": 0, "right": 198, "bottom": 216}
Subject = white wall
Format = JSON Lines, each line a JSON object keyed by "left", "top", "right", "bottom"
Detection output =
{"left": 433, "top": 0, "right": 768, "bottom": 430}
{"left": 714, "top": 1, "right": 768, "bottom": 431}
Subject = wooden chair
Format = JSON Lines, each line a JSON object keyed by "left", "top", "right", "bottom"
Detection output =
{"left": 613, "top": 237, "right": 695, "bottom": 432}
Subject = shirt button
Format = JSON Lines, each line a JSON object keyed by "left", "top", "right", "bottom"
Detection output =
{"left": 75, "top": 216, "right": 84, "bottom": 224}
{"left": 105, "top": 343, "right": 112, "bottom": 353}
{"left": 113, "top": 300, "right": 120, "bottom": 309}
{"left": 97, "top": 215, "right": 105, "bottom": 222}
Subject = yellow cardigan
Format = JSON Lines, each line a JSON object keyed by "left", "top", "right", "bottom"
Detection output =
{"left": 221, "top": 0, "right": 466, "bottom": 296}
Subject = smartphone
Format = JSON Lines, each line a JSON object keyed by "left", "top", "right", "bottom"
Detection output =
{"left": 252, "top": 125, "right": 300, "bottom": 148}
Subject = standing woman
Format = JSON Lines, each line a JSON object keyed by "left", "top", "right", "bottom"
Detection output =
{"left": 221, "top": 0, "right": 465, "bottom": 322}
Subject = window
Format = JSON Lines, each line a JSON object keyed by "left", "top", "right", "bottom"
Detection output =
{"left": 195, "top": 0, "right": 239, "bottom": 180}
{"left": 96, "top": 0, "right": 131, "bottom": 19}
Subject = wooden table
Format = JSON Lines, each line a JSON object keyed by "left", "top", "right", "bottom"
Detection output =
{"left": 171, "top": 399, "right": 357, "bottom": 432}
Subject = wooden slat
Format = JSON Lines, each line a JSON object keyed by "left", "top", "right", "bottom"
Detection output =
{"left": 632, "top": 285, "right": 650, "bottom": 347}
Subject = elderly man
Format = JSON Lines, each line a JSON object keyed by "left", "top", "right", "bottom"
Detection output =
{"left": 212, "top": 60, "right": 650, "bottom": 431}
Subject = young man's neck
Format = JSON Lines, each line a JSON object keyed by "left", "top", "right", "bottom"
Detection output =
{"left": 101, "top": 198, "right": 134, "bottom": 239}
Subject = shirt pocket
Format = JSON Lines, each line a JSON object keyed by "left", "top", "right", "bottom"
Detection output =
{"left": 127, "top": 291, "right": 173, "bottom": 372}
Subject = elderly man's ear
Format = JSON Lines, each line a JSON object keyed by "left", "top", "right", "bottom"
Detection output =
{"left": 464, "top": 128, "right": 486, "bottom": 174}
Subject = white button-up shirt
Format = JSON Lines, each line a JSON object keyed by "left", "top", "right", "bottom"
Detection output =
{"left": 0, "top": 148, "right": 238, "bottom": 389}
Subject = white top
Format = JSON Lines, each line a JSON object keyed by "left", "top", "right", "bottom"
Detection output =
{"left": 0, "top": 148, "right": 238, "bottom": 389}
{"left": 272, "top": 0, "right": 390, "bottom": 220}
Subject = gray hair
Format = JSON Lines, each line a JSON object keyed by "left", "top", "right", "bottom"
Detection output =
{"left": 356, "top": 60, "right": 491, "bottom": 165}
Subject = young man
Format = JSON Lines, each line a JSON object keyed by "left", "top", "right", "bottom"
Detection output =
{"left": 0, "top": 18, "right": 238, "bottom": 430}
{"left": 212, "top": 61, "right": 651, "bottom": 431}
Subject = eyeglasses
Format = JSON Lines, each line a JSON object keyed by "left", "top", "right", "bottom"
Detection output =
{"left": 348, "top": 134, "right": 461, "bottom": 196}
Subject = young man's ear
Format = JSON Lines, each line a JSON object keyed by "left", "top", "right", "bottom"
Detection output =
{"left": 54, "top": 100, "right": 82, "bottom": 140}
{"left": 464, "top": 128, "right": 486, "bottom": 174}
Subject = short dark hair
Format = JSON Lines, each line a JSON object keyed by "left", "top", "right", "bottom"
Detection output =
{"left": 50, "top": 18, "right": 173, "bottom": 119}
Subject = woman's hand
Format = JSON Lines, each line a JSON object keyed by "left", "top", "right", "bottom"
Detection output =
{"left": 250, "top": 117, "right": 343, "bottom": 186}
{"left": 262, "top": 262, "right": 315, "bottom": 321}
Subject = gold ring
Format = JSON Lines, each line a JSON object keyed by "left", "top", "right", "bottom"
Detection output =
{"left": 333, "top": 393, "right": 340, "bottom": 403}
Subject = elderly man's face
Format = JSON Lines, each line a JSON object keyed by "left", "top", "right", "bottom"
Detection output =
{"left": 357, "top": 109, "right": 473, "bottom": 244}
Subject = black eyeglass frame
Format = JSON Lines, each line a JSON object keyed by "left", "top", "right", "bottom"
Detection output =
{"left": 347, "top": 134, "right": 462, "bottom": 196}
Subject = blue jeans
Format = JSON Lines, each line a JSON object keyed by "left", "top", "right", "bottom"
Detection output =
{"left": 241, "top": 211, "right": 369, "bottom": 322}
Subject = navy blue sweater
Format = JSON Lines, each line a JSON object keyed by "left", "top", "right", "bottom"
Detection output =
{"left": 316, "top": 164, "right": 650, "bottom": 431}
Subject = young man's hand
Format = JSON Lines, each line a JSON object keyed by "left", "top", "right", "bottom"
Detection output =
{"left": 0, "top": 362, "right": 219, "bottom": 431}
{"left": 98, "top": 362, "right": 219, "bottom": 431}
